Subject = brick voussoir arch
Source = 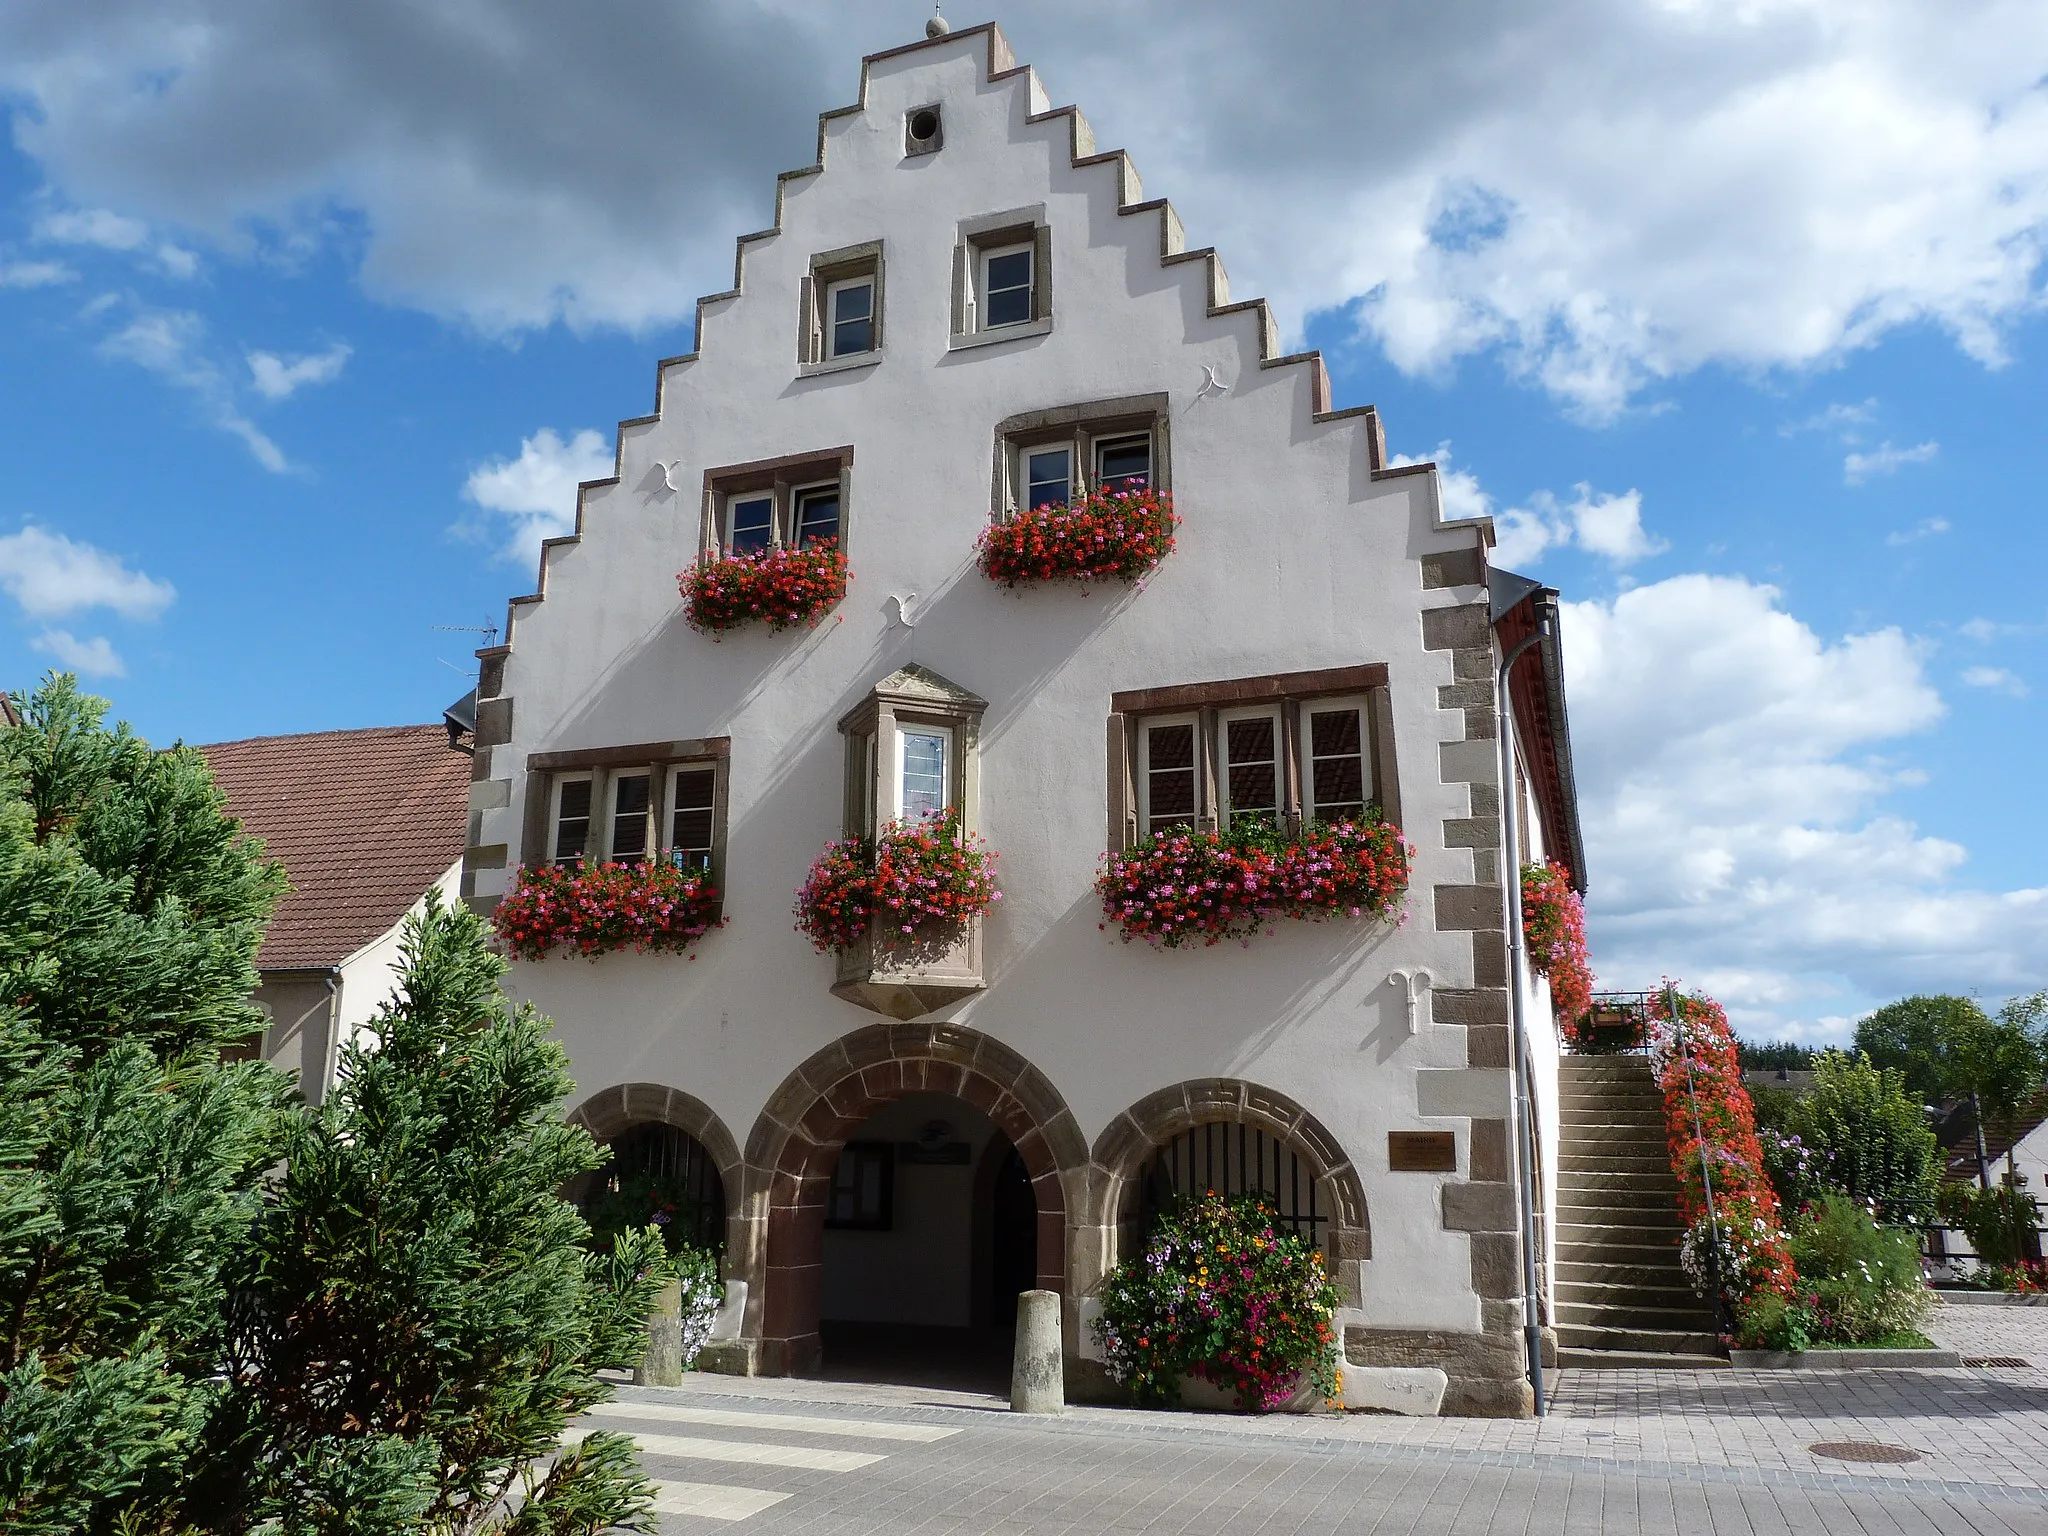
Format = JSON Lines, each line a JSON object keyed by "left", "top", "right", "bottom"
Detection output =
{"left": 1088, "top": 1078, "right": 1372, "bottom": 1296}
{"left": 742, "top": 1020, "right": 1088, "bottom": 1376}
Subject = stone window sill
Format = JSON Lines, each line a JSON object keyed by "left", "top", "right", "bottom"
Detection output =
{"left": 797, "top": 351, "right": 883, "bottom": 380}
{"left": 947, "top": 316, "right": 1054, "bottom": 353}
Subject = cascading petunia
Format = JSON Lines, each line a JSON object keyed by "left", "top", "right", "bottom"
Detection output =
{"left": 977, "top": 485, "right": 1178, "bottom": 588}
{"left": 493, "top": 857, "right": 725, "bottom": 960}
{"left": 680, "top": 540, "right": 850, "bottom": 634}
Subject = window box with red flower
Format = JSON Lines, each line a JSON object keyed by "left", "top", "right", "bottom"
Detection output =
{"left": 976, "top": 486, "right": 1178, "bottom": 589}
{"left": 1096, "top": 814, "right": 1411, "bottom": 949}
{"left": 1520, "top": 860, "right": 1595, "bottom": 1047}
{"left": 794, "top": 808, "right": 1001, "bottom": 1019}
{"left": 492, "top": 855, "right": 726, "bottom": 961}
{"left": 679, "top": 539, "right": 850, "bottom": 635}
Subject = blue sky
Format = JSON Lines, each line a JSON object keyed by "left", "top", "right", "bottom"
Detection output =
{"left": 1, "top": 2, "right": 2043, "bottom": 1041}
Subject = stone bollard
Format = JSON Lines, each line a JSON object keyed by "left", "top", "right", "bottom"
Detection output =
{"left": 635, "top": 1278, "right": 685, "bottom": 1388}
{"left": 1010, "top": 1289, "right": 1064, "bottom": 1414}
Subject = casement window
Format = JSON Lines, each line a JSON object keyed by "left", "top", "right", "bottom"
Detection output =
{"left": 522, "top": 738, "right": 732, "bottom": 880}
{"left": 1107, "top": 667, "right": 1400, "bottom": 850}
{"left": 992, "top": 395, "right": 1169, "bottom": 519}
{"left": 951, "top": 211, "right": 1052, "bottom": 346}
{"left": 549, "top": 774, "right": 594, "bottom": 865}
{"left": 839, "top": 665, "right": 985, "bottom": 839}
{"left": 800, "top": 243, "right": 883, "bottom": 371}
{"left": 825, "top": 1141, "right": 894, "bottom": 1230}
{"left": 699, "top": 447, "right": 854, "bottom": 558}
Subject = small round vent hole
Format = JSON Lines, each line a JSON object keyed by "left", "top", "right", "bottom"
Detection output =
{"left": 909, "top": 109, "right": 940, "bottom": 143}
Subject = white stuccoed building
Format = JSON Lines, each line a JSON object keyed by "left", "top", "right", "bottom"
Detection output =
{"left": 460, "top": 22, "right": 1585, "bottom": 1417}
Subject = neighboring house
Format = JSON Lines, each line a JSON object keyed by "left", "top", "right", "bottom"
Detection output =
{"left": 203, "top": 725, "right": 471, "bottom": 1103}
{"left": 459, "top": 23, "right": 1584, "bottom": 1416}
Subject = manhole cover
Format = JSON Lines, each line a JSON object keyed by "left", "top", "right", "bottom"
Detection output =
{"left": 1807, "top": 1442, "right": 1922, "bottom": 1464}
{"left": 1964, "top": 1356, "right": 2030, "bottom": 1368}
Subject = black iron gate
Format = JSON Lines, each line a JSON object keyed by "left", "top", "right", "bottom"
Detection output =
{"left": 1137, "top": 1121, "right": 1326, "bottom": 1244}
{"left": 598, "top": 1122, "right": 728, "bottom": 1252}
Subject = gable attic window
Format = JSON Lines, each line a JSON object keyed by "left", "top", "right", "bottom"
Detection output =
{"left": 950, "top": 207, "right": 1052, "bottom": 349}
{"left": 1104, "top": 666, "right": 1401, "bottom": 852}
{"left": 524, "top": 738, "right": 732, "bottom": 882}
{"left": 699, "top": 446, "right": 855, "bottom": 558}
{"left": 992, "top": 394, "right": 1170, "bottom": 518}
{"left": 799, "top": 242, "right": 884, "bottom": 375}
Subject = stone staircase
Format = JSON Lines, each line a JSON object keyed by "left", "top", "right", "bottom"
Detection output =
{"left": 1554, "top": 1057, "right": 1727, "bottom": 1369}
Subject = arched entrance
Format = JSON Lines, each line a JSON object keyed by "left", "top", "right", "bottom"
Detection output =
{"left": 742, "top": 1022, "right": 1085, "bottom": 1377}
{"left": 566, "top": 1083, "right": 744, "bottom": 1258}
{"left": 1088, "top": 1079, "right": 1371, "bottom": 1306}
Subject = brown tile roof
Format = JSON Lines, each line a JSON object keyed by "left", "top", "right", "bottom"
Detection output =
{"left": 200, "top": 725, "right": 471, "bottom": 970}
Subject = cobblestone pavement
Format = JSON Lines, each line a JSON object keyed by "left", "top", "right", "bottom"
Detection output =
{"left": 579, "top": 1303, "right": 2048, "bottom": 1532}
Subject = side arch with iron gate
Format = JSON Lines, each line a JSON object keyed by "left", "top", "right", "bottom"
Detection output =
{"left": 1086, "top": 1079, "right": 1370, "bottom": 1305}
{"left": 566, "top": 1082, "right": 743, "bottom": 1257}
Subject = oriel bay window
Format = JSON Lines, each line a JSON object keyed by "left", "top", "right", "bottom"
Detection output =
{"left": 839, "top": 666, "right": 984, "bottom": 838}
{"left": 699, "top": 446, "right": 854, "bottom": 557}
{"left": 1106, "top": 665, "right": 1401, "bottom": 850}
{"left": 991, "top": 394, "right": 1169, "bottom": 518}
{"left": 523, "top": 737, "right": 731, "bottom": 878}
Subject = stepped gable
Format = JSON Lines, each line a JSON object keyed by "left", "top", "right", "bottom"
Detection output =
{"left": 200, "top": 725, "right": 470, "bottom": 969}
{"left": 474, "top": 21, "right": 1482, "bottom": 673}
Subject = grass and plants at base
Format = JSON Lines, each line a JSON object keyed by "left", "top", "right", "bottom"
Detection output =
{"left": 1735, "top": 1196, "right": 1935, "bottom": 1352}
{"left": 1091, "top": 1191, "right": 1341, "bottom": 1412}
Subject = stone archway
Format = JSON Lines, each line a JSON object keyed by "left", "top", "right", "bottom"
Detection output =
{"left": 741, "top": 1021, "right": 1087, "bottom": 1376}
{"left": 566, "top": 1082, "right": 745, "bottom": 1258}
{"left": 1086, "top": 1079, "right": 1372, "bottom": 1305}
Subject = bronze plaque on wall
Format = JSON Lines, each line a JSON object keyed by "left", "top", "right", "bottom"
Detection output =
{"left": 1387, "top": 1131, "right": 1457, "bottom": 1172}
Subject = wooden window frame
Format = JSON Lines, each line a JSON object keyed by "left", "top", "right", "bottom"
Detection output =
{"left": 1135, "top": 713, "right": 1200, "bottom": 840}
{"left": 1299, "top": 694, "right": 1374, "bottom": 826}
{"left": 838, "top": 669, "right": 986, "bottom": 841}
{"left": 1107, "top": 665, "right": 1402, "bottom": 852}
{"left": 548, "top": 771, "right": 595, "bottom": 865}
{"left": 1217, "top": 704, "right": 1284, "bottom": 828}
{"left": 698, "top": 447, "right": 854, "bottom": 560}
{"left": 950, "top": 210, "right": 1052, "bottom": 346}
{"left": 824, "top": 1140, "right": 895, "bottom": 1230}
{"left": 891, "top": 721, "right": 955, "bottom": 822}
{"left": 522, "top": 739, "right": 733, "bottom": 892}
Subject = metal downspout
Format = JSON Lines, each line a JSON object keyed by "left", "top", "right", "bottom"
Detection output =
{"left": 1496, "top": 621, "right": 1551, "bottom": 1417}
{"left": 315, "top": 969, "right": 342, "bottom": 1105}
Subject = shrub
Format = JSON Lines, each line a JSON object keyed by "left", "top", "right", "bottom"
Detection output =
{"left": 794, "top": 809, "right": 1000, "bottom": 956}
{"left": 1647, "top": 987, "right": 1796, "bottom": 1314}
{"left": 1096, "top": 815, "right": 1410, "bottom": 949}
{"left": 1937, "top": 1182, "right": 2043, "bottom": 1271}
{"left": 493, "top": 857, "right": 725, "bottom": 960}
{"left": 680, "top": 540, "right": 849, "bottom": 634}
{"left": 1520, "top": 861, "right": 1592, "bottom": 1043}
{"left": 1734, "top": 1292, "right": 1816, "bottom": 1353}
{"left": 1090, "top": 1192, "right": 1341, "bottom": 1411}
{"left": 1785, "top": 1051, "right": 1938, "bottom": 1220}
{"left": 1785, "top": 1194, "right": 1932, "bottom": 1344}
{"left": 1757, "top": 1126, "right": 1829, "bottom": 1213}
{"left": 976, "top": 485, "right": 1178, "bottom": 588}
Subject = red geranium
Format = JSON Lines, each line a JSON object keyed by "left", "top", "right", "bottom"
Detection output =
{"left": 680, "top": 540, "right": 849, "bottom": 634}
{"left": 493, "top": 858, "right": 725, "bottom": 961}
{"left": 794, "top": 809, "right": 1001, "bottom": 955}
{"left": 977, "top": 486, "right": 1178, "bottom": 588}
{"left": 1521, "top": 861, "right": 1594, "bottom": 1044}
{"left": 1096, "top": 815, "right": 1410, "bottom": 949}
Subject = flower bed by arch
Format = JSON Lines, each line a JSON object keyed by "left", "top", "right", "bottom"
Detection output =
{"left": 680, "top": 541, "right": 849, "bottom": 634}
{"left": 492, "top": 859, "right": 725, "bottom": 960}
{"left": 1096, "top": 815, "right": 1410, "bottom": 948}
{"left": 794, "top": 809, "right": 1001, "bottom": 955}
{"left": 1521, "top": 860, "right": 1594, "bottom": 1045}
{"left": 1647, "top": 986, "right": 1796, "bottom": 1320}
{"left": 976, "top": 487, "right": 1178, "bottom": 588}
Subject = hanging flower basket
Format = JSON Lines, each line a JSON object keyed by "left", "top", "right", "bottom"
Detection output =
{"left": 680, "top": 541, "right": 849, "bottom": 634}
{"left": 794, "top": 808, "right": 1000, "bottom": 958}
{"left": 976, "top": 487, "right": 1178, "bottom": 588}
{"left": 1521, "top": 860, "right": 1594, "bottom": 1045}
{"left": 1096, "top": 815, "right": 1410, "bottom": 949}
{"left": 492, "top": 858, "right": 725, "bottom": 960}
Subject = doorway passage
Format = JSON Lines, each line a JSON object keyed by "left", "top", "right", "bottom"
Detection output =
{"left": 815, "top": 1090, "right": 1038, "bottom": 1391}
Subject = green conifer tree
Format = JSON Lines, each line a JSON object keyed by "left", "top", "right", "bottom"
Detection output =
{"left": 0, "top": 675, "right": 292, "bottom": 1533}
{"left": 199, "top": 895, "right": 667, "bottom": 1534}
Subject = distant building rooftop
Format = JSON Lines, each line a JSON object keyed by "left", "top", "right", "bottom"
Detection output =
{"left": 200, "top": 725, "right": 470, "bottom": 970}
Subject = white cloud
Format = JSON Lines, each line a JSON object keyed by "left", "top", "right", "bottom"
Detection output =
{"left": 461, "top": 427, "right": 611, "bottom": 564}
{"left": 0, "top": 525, "right": 174, "bottom": 620}
{"left": 1783, "top": 399, "right": 1879, "bottom": 439}
{"left": 1844, "top": 439, "right": 1939, "bottom": 484}
{"left": 0, "top": 260, "right": 76, "bottom": 289}
{"left": 1564, "top": 574, "right": 2048, "bottom": 1041}
{"left": 36, "top": 207, "right": 150, "bottom": 251}
{"left": 30, "top": 629, "right": 125, "bottom": 678}
{"left": 98, "top": 307, "right": 291, "bottom": 472}
{"left": 1886, "top": 516, "right": 1951, "bottom": 546}
{"left": 1962, "top": 665, "right": 2028, "bottom": 697}
{"left": 0, "top": 5, "right": 2042, "bottom": 412}
{"left": 247, "top": 343, "right": 352, "bottom": 400}
{"left": 1495, "top": 486, "right": 1663, "bottom": 569}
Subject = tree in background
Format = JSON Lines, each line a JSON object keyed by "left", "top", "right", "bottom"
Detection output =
{"left": 0, "top": 675, "right": 292, "bottom": 1532}
{"left": 1784, "top": 1052, "right": 1939, "bottom": 1220}
{"left": 1954, "top": 994, "right": 2048, "bottom": 1193}
{"left": 1736, "top": 1040, "right": 1817, "bottom": 1074}
{"left": 197, "top": 895, "right": 669, "bottom": 1534}
{"left": 1854, "top": 994, "right": 1987, "bottom": 1106}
